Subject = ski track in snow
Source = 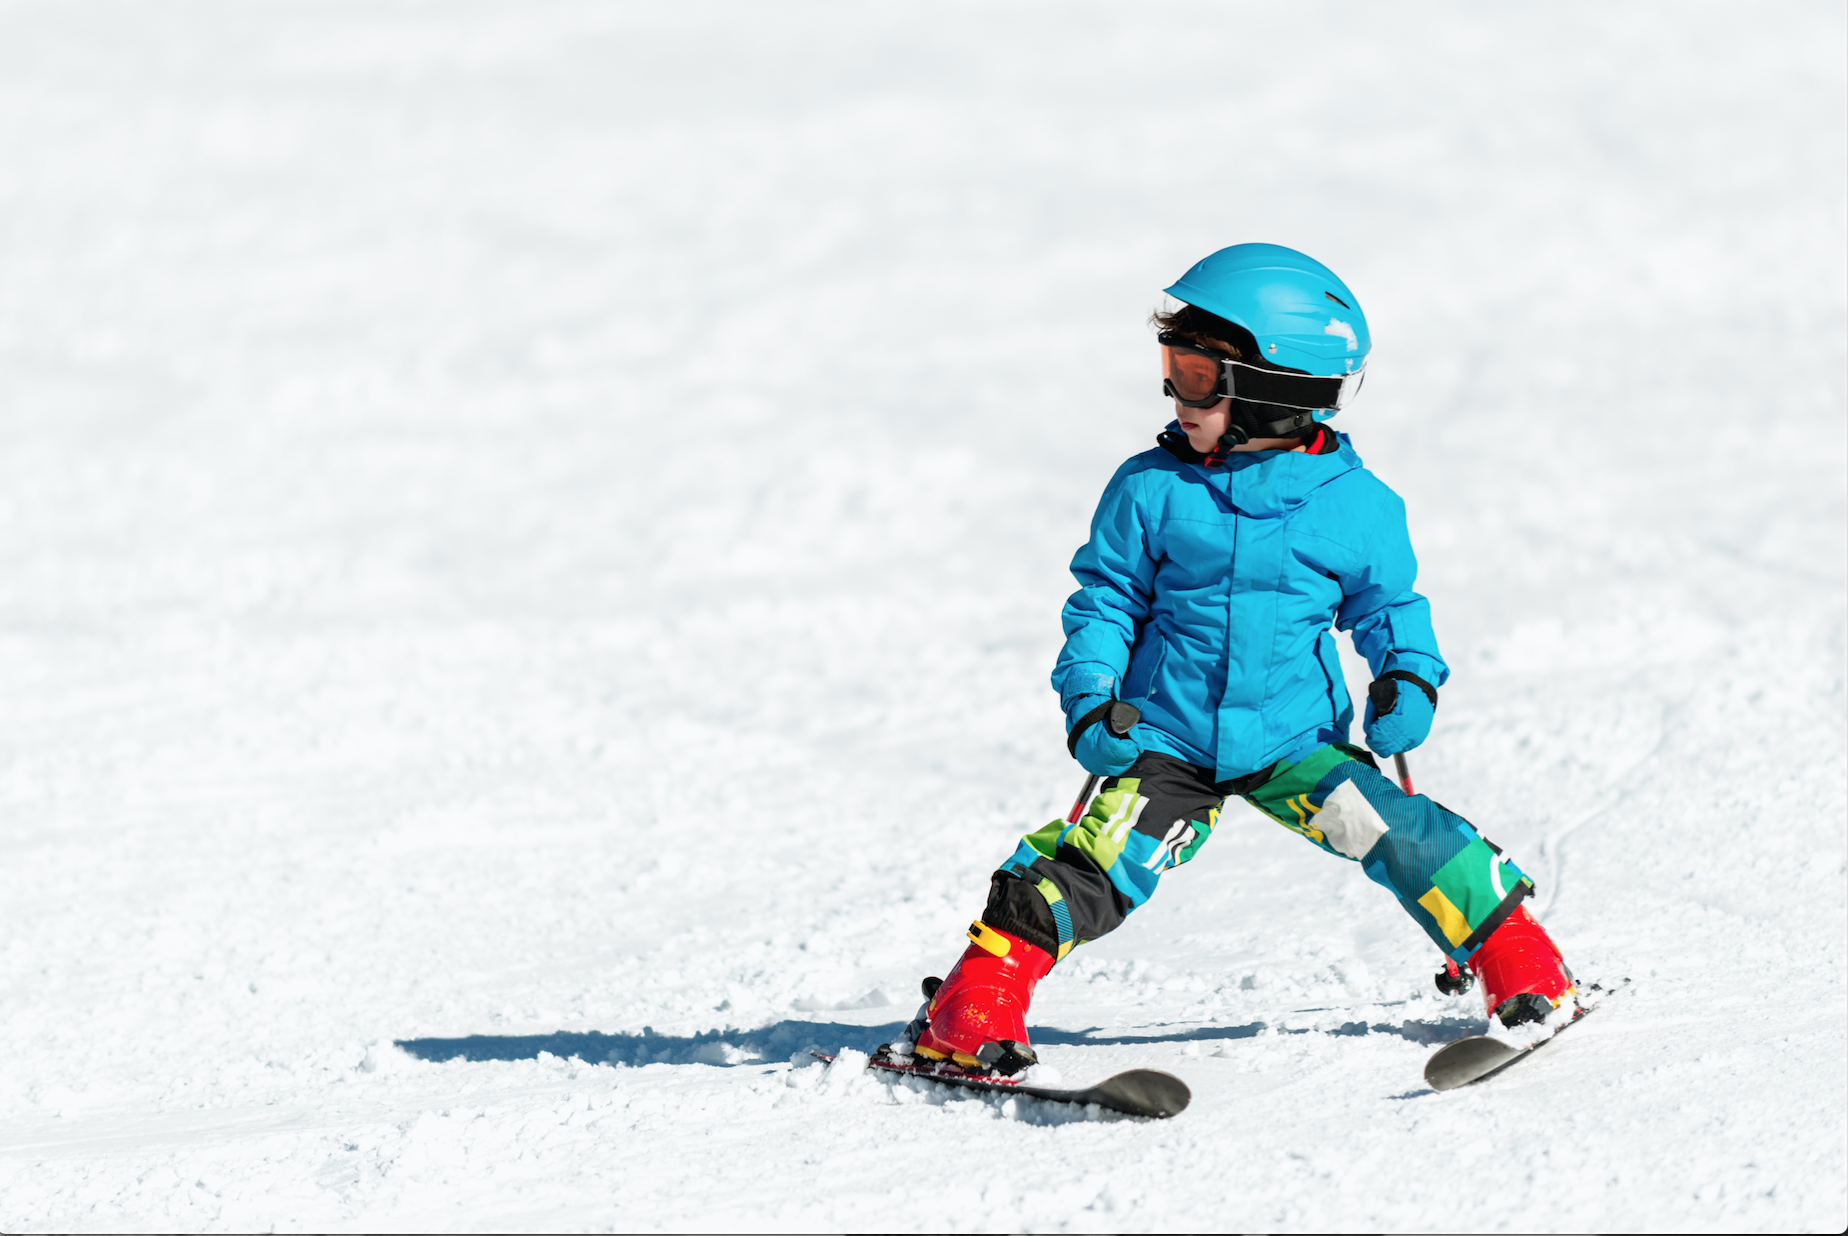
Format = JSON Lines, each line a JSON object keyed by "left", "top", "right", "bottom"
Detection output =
{"left": 0, "top": 2, "right": 1843, "bottom": 1231}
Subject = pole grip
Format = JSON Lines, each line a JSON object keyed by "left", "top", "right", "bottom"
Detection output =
{"left": 1392, "top": 752, "right": 1414, "bottom": 795}
{"left": 1063, "top": 703, "right": 1136, "bottom": 823}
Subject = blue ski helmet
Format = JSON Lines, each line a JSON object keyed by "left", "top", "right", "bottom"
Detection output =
{"left": 1164, "top": 243, "right": 1370, "bottom": 384}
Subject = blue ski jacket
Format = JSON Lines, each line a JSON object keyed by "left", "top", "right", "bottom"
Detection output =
{"left": 1053, "top": 429, "right": 1448, "bottom": 781}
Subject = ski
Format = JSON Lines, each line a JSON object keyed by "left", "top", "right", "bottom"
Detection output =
{"left": 1424, "top": 980, "right": 1626, "bottom": 1091}
{"left": 810, "top": 1050, "right": 1190, "bottom": 1118}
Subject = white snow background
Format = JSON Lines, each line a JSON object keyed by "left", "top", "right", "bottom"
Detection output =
{"left": 1, "top": 1, "right": 1843, "bottom": 1231}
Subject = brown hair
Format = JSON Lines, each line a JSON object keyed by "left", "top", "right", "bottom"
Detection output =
{"left": 1150, "top": 302, "right": 1251, "bottom": 359}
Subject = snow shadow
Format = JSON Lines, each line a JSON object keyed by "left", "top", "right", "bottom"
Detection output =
{"left": 1035, "top": 1015, "right": 1480, "bottom": 1048}
{"left": 396, "top": 1012, "right": 1478, "bottom": 1068}
{"left": 395, "top": 1020, "right": 909, "bottom": 1068}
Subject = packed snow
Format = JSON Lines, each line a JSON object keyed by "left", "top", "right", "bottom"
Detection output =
{"left": 1, "top": 2, "right": 1844, "bottom": 1231}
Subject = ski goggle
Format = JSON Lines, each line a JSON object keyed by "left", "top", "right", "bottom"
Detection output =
{"left": 1160, "top": 331, "right": 1365, "bottom": 412}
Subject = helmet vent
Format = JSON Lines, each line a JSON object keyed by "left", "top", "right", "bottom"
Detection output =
{"left": 1324, "top": 291, "right": 1351, "bottom": 309}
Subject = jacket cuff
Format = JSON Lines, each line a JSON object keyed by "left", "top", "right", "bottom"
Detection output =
{"left": 1058, "top": 671, "right": 1118, "bottom": 715}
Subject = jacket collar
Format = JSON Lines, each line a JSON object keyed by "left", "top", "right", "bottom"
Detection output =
{"left": 1155, "top": 422, "right": 1336, "bottom": 467}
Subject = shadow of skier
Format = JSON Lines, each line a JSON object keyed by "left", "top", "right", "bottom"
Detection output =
{"left": 395, "top": 1012, "right": 1480, "bottom": 1066}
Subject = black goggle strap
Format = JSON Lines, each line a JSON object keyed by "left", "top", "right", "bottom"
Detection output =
{"left": 1222, "top": 358, "right": 1365, "bottom": 411}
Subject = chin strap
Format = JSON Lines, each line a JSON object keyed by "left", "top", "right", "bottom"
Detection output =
{"left": 1156, "top": 428, "right": 1212, "bottom": 464}
{"left": 1158, "top": 424, "right": 1335, "bottom": 467}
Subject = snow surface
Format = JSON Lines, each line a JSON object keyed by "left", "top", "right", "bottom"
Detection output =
{"left": 1, "top": 1, "right": 1844, "bottom": 1231}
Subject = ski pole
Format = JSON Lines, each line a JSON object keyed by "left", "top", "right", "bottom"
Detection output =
{"left": 1398, "top": 750, "right": 1464, "bottom": 995}
{"left": 1063, "top": 702, "right": 1142, "bottom": 823}
{"left": 1401, "top": 748, "right": 1463, "bottom": 993}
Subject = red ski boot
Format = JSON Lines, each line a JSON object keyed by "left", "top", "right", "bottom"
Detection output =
{"left": 911, "top": 921, "right": 1054, "bottom": 1076}
{"left": 1467, "top": 905, "right": 1577, "bottom": 1028}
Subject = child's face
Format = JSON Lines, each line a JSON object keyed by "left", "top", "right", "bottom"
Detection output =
{"left": 1174, "top": 397, "right": 1231, "bottom": 453}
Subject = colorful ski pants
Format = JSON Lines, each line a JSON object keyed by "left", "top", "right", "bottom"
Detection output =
{"left": 984, "top": 745, "right": 1534, "bottom": 965}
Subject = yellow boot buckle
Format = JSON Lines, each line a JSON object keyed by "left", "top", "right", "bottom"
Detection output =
{"left": 966, "top": 920, "right": 1010, "bottom": 958}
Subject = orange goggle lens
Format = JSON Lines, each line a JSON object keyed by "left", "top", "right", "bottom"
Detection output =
{"left": 1161, "top": 345, "right": 1223, "bottom": 403}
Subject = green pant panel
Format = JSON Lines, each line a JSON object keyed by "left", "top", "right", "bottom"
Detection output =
{"left": 992, "top": 746, "right": 1534, "bottom": 964}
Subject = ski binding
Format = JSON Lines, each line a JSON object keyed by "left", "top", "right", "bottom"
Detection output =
{"left": 811, "top": 1047, "right": 1190, "bottom": 1118}
{"left": 1424, "top": 979, "right": 1627, "bottom": 1091}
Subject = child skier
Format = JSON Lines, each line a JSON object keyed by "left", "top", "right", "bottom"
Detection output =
{"left": 900, "top": 243, "right": 1577, "bottom": 1078}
